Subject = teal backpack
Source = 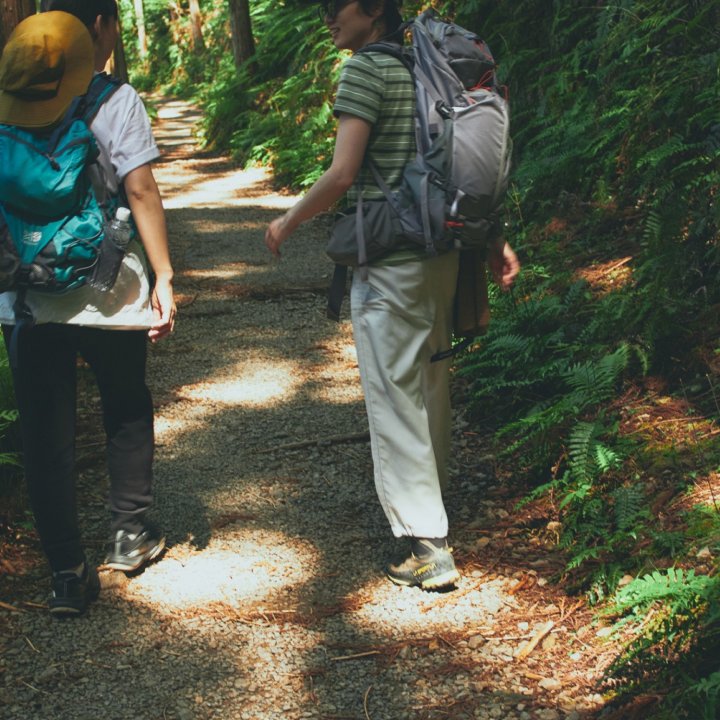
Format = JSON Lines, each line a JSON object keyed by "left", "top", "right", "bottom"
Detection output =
{"left": 0, "top": 73, "right": 132, "bottom": 319}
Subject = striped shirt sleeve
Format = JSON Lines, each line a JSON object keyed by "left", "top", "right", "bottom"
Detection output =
{"left": 334, "top": 53, "right": 385, "bottom": 124}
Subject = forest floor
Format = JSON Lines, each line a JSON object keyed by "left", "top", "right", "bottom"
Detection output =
{"left": 0, "top": 98, "right": 634, "bottom": 720}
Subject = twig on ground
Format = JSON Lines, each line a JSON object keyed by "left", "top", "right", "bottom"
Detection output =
{"left": 437, "top": 634, "right": 457, "bottom": 650}
{"left": 560, "top": 598, "right": 585, "bottom": 622}
{"left": 363, "top": 685, "right": 372, "bottom": 720}
{"left": 516, "top": 620, "right": 555, "bottom": 661}
{"left": 331, "top": 650, "right": 381, "bottom": 662}
{"left": 523, "top": 671, "right": 545, "bottom": 680}
{"left": 0, "top": 600, "right": 22, "bottom": 612}
{"left": 600, "top": 256, "right": 633, "bottom": 275}
{"left": 20, "top": 680, "right": 50, "bottom": 695}
{"left": 23, "top": 636, "right": 40, "bottom": 653}
{"left": 508, "top": 574, "right": 535, "bottom": 595}
{"left": 419, "top": 578, "right": 486, "bottom": 613}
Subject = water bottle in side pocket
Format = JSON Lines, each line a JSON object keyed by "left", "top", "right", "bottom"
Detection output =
{"left": 89, "top": 207, "right": 133, "bottom": 292}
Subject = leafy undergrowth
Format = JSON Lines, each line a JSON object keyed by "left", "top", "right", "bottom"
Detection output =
{"left": 459, "top": 201, "right": 720, "bottom": 718}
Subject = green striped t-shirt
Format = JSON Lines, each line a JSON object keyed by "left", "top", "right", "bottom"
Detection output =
{"left": 333, "top": 50, "right": 416, "bottom": 203}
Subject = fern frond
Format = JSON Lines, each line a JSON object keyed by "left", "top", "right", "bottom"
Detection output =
{"left": 568, "top": 420, "right": 601, "bottom": 484}
{"left": 612, "top": 484, "right": 645, "bottom": 531}
{"left": 642, "top": 210, "right": 662, "bottom": 245}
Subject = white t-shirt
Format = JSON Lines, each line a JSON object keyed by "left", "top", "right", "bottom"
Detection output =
{"left": 0, "top": 80, "right": 160, "bottom": 329}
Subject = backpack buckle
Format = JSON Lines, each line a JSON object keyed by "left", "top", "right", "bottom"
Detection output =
{"left": 435, "top": 101, "right": 452, "bottom": 119}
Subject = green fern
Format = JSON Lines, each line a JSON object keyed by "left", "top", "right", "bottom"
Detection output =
{"left": 567, "top": 420, "right": 601, "bottom": 486}
{"left": 605, "top": 567, "right": 720, "bottom": 712}
{"left": 612, "top": 484, "right": 645, "bottom": 532}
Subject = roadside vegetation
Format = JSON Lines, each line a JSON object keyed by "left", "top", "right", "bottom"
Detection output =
{"left": 1, "top": 1, "right": 717, "bottom": 716}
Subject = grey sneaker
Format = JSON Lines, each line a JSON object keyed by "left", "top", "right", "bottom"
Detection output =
{"left": 105, "top": 528, "right": 165, "bottom": 572}
{"left": 386, "top": 539, "right": 460, "bottom": 590}
{"left": 49, "top": 563, "right": 100, "bottom": 616}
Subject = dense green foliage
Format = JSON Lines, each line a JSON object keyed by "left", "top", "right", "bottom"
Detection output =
{"left": 198, "top": 1, "right": 342, "bottom": 188}
{"left": 120, "top": 0, "right": 347, "bottom": 186}
{"left": 604, "top": 566, "right": 720, "bottom": 719}
{"left": 121, "top": 1, "right": 719, "bottom": 715}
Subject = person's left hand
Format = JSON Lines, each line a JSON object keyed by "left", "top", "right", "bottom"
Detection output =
{"left": 487, "top": 241, "right": 520, "bottom": 290}
{"left": 148, "top": 275, "right": 176, "bottom": 342}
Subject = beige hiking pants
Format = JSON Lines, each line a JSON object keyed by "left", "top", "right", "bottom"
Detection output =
{"left": 350, "top": 250, "right": 459, "bottom": 539}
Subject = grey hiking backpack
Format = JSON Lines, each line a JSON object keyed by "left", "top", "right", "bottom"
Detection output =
{"left": 396, "top": 8, "right": 512, "bottom": 253}
{"left": 327, "top": 9, "right": 511, "bottom": 319}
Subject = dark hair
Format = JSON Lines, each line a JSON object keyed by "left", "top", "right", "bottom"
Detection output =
{"left": 383, "top": 1, "right": 404, "bottom": 42}
{"left": 45, "top": 0, "right": 118, "bottom": 27}
{"left": 358, "top": 0, "right": 404, "bottom": 43}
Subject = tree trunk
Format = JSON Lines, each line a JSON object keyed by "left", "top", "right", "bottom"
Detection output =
{"left": 228, "top": 0, "right": 255, "bottom": 71}
{"left": 188, "top": 0, "right": 205, "bottom": 54}
{"left": 133, "top": 0, "right": 148, "bottom": 60}
{"left": 0, "top": 0, "right": 36, "bottom": 51}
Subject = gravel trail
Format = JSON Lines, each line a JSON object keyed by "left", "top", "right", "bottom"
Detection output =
{"left": 0, "top": 98, "right": 613, "bottom": 720}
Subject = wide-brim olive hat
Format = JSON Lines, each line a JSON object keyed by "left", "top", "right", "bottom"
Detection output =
{"left": 0, "top": 11, "right": 94, "bottom": 129}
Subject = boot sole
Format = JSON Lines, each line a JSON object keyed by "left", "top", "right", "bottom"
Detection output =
{"left": 104, "top": 538, "right": 166, "bottom": 572}
{"left": 49, "top": 604, "right": 83, "bottom": 616}
{"left": 387, "top": 568, "right": 461, "bottom": 590}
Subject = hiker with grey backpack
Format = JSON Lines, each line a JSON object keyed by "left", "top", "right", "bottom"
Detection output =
{"left": 0, "top": 1, "right": 175, "bottom": 615}
{"left": 265, "top": 0, "right": 519, "bottom": 590}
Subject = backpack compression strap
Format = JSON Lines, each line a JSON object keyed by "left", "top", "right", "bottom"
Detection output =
{"left": 327, "top": 264, "right": 347, "bottom": 321}
{"left": 327, "top": 191, "right": 367, "bottom": 321}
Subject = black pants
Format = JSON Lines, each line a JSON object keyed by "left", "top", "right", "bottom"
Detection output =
{"left": 2, "top": 323, "right": 154, "bottom": 572}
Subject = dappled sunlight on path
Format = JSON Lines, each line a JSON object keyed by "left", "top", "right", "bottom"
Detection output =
{"left": 177, "top": 358, "right": 306, "bottom": 408}
{"left": 152, "top": 97, "right": 297, "bottom": 211}
{"left": 118, "top": 535, "right": 317, "bottom": 611}
{"left": 160, "top": 162, "right": 298, "bottom": 211}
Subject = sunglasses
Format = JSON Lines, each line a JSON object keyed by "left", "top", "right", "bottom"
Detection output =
{"left": 317, "top": 0, "right": 357, "bottom": 21}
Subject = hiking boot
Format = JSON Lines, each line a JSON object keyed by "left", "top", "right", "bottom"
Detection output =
{"left": 387, "top": 539, "right": 460, "bottom": 590}
{"left": 105, "top": 528, "right": 165, "bottom": 572}
{"left": 49, "top": 563, "right": 100, "bottom": 616}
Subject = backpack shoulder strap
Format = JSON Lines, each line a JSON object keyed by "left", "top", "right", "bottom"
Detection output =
{"left": 48, "top": 73, "right": 124, "bottom": 148}
{"left": 357, "top": 41, "right": 414, "bottom": 74}
{"left": 78, "top": 73, "right": 127, "bottom": 204}
{"left": 81, "top": 72, "right": 125, "bottom": 125}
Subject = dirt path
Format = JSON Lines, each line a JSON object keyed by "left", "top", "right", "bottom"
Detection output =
{"left": 0, "top": 99, "right": 617, "bottom": 720}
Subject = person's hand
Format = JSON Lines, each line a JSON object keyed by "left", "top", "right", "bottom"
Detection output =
{"left": 487, "top": 241, "right": 520, "bottom": 290}
{"left": 265, "top": 214, "right": 294, "bottom": 258}
{"left": 148, "top": 274, "right": 176, "bottom": 342}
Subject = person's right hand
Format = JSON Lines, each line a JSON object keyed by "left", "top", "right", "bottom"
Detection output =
{"left": 265, "top": 214, "right": 293, "bottom": 258}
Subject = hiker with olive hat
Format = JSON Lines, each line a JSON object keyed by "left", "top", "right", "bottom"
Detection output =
{"left": 0, "top": 3, "right": 175, "bottom": 616}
